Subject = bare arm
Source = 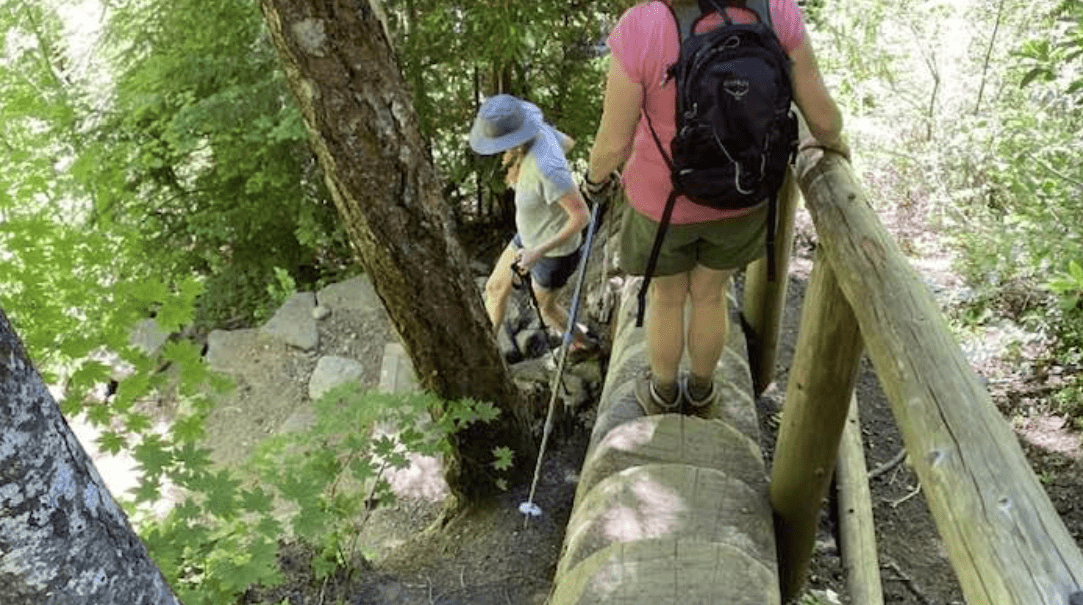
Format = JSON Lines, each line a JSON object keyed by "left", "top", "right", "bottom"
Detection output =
{"left": 588, "top": 59, "right": 642, "bottom": 182}
{"left": 790, "top": 37, "right": 845, "bottom": 150}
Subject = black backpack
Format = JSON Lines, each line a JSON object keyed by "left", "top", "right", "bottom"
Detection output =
{"left": 636, "top": 0, "right": 798, "bottom": 327}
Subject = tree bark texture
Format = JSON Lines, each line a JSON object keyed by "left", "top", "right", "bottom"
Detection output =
{"left": 794, "top": 148, "right": 1083, "bottom": 604}
{"left": 0, "top": 308, "right": 179, "bottom": 605}
{"left": 258, "top": 0, "right": 532, "bottom": 500}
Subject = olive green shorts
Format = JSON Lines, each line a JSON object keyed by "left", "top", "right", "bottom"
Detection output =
{"left": 620, "top": 202, "right": 769, "bottom": 276}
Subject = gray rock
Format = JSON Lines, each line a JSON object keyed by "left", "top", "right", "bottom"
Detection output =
{"left": 516, "top": 328, "right": 552, "bottom": 359}
{"left": 261, "top": 292, "right": 319, "bottom": 351}
{"left": 130, "top": 318, "right": 169, "bottom": 356}
{"left": 308, "top": 355, "right": 364, "bottom": 401}
{"left": 311, "top": 305, "right": 331, "bottom": 320}
{"left": 205, "top": 328, "right": 259, "bottom": 374}
{"left": 278, "top": 409, "right": 317, "bottom": 434}
{"left": 378, "top": 343, "right": 418, "bottom": 393}
{"left": 316, "top": 275, "right": 380, "bottom": 312}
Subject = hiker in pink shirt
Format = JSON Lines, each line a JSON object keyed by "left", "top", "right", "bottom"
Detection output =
{"left": 585, "top": 0, "right": 848, "bottom": 414}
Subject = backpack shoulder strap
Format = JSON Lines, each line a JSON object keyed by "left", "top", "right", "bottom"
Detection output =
{"left": 672, "top": 3, "right": 701, "bottom": 40}
{"left": 743, "top": 0, "right": 773, "bottom": 28}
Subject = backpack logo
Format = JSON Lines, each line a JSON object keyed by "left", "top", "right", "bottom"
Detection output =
{"left": 724, "top": 78, "right": 750, "bottom": 100}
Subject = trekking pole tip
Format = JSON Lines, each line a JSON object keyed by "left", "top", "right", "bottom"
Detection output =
{"left": 518, "top": 501, "right": 543, "bottom": 517}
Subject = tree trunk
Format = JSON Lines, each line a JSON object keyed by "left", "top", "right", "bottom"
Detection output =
{"left": 0, "top": 308, "right": 180, "bottom": 605}
{"left": 258, "top": 0, "right": 533, "bottom": 502}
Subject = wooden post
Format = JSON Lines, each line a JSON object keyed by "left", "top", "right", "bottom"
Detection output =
{"left": 742, "top": 168, "right": 800, "bottom": 394}
{"left": 770, "top": 249, "right": 864, "bottom": 602}
{"left": 837, "top": 398, "right": 885, "bottom": 605}
{"left": 794, "top": 147, "right": 1083, "bottom": 604}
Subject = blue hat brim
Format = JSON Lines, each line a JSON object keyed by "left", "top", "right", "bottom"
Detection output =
{"left": 468, "top": 106, "right": 543, "bottom": 155}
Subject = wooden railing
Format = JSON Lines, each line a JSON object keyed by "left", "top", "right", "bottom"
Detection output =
{"left": 770, "top": 144, "right": 1083, "bottom": 604}
{"left": 549, "top": 139, "right": 1083, "bottom": 603}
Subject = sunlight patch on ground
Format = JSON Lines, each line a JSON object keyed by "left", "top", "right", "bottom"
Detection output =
{"left": 385, "top": 452, "right": 448, "bottom": 502}
{"left": 1014, "top": 413, "right": 1082, "bottom": 460}
{"left": 68, "top": 413, "right": 182, "bottom": 519}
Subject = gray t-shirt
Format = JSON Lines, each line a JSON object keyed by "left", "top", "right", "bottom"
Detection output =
{"left": 515, "top": 125, "right": 581, "bottom": 257}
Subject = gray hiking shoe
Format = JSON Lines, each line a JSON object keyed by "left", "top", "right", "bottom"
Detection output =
{"left": 681, "top": 374, "right": 717, "bottom": 418}
{"left": 635, "top": 371, "right": 681, "bottom": 416}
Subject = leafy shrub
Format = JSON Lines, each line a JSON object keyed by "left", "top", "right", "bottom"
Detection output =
{"left": 138, "top": 383, "right": 506, "bottom": 604}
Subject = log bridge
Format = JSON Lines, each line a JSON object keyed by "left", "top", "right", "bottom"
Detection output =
{"left": 547, "top": 142, "right": 1083, "bottom": 604}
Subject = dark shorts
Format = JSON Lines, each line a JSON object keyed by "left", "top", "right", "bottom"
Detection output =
{"left": 619, "top": 202, "right": 769, "bottom": 276}
{"left": 512, "top": 234, "right": 582, "bottom": 289}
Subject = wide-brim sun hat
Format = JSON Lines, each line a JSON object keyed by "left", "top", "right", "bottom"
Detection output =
{"left": 469, "top": 94, "right": 543, "bottom": 156}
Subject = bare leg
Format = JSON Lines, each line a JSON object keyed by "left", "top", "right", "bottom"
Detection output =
{"left": 647, "top": 272, "right": 691, "bottom": 386}
{"left": 484, "top": 243, "right": 518, "bottom": 328}
{"left": 686, "top": 264, "right": 733, "bottom": 381}
{"left": 531, "top": 285, "right": 577, "bottom": 342}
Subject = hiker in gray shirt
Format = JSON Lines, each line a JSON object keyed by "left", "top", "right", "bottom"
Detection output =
{"left": 469, "top": 94, "right": 595, "bottom": 355}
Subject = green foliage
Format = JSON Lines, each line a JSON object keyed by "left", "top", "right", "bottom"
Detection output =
{"left": 1044, "top": 261, "right": 1083, "bottom": 416}
{"left": 138, "top": 384, "right": 504, "bottom": 603}
{"left": 809, "top": 0, "right": 1082, "bottom": 420}
{"left": 88, "top": 0, "right": 351, "bottom": 329}
{"left": 1014, "top": 0, "right": 1083, "bottom": 100}
{"left": 945, "top": 3, "right": 1083, "bottom": 362}
{"left": 384, "top": 0, "right": 625, "bottom": 220}
{"left": 252, "top": 385, "right": 503, "bottom": 560}
{"left": 256, "top": 267, "right": 298, "bottom": 323}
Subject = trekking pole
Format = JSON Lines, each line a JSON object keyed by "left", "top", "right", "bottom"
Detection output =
{"left": 519, "top": 198, "right": 607, "bottom": 523}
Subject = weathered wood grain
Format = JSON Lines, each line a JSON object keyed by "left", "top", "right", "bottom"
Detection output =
{"left": 795, "top": 148, "right": 1083, "bottom": 604}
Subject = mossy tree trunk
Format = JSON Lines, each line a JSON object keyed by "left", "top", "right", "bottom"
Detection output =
{"left": 259, "top": 0, "right": 533, "bottom": 503}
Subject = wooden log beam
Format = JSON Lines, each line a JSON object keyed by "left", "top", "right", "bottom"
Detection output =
{"left": 837, "top": 398, "right": 885, "bottom": 605}
{"left": 549, "top": 279, "right": 778, "bottom": 604}
{"left": 743, "top": 168, "right": 800, "bottom": 395}
{"left": 770, "top": 249, "right": 865, "bottom": 602}
{"left": 794, "top": 148, "right": 1083, "bottom": 605}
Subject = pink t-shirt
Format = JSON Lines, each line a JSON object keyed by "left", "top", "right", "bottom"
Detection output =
{"left": 608, "top": 0, "right": 807, "bottom": 224}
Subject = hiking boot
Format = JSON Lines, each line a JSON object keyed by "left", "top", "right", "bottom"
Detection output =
{"left": 681, "top": 374, "right": 718, "bottom": 418}
{"left": 635, "top": 371, "right": 681, "bottom": 416}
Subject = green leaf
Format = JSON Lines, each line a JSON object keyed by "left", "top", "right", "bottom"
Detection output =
{"left": 1020, "top": 67, "right": 1053, "bottom": 87}
{"left": 1069, "top": 260, "right": 1083, "bottom": 283}
{"left": 473, "top": 400, "right": 501, "bottom": 423}
{"left": 86, "top": 403, "right": 113, "bottom": 426}
{"left": 134, "top": 434, "right": 173, "bottom": 477}
{"left": 239, "top": 487, "right": 274, "bottom": 515}
{"left": 200, "top": 469, "right": 242, "bottom": 519}
{"left": 132, "top": 477, "right": 162, "bottom": 504}
{"left": 491, "top": 446, "right": 514, "bottom": 471}
{"left": 172, "top": 413, "right": 206, "bottom": 443}
{"left": 98, "top": 431, "right": 128, "bottom": 455}
{"left": 125, "top": 412, "right": 154, "bottom": 435}
{"left": 172, "top": 443, "right": 213, "bottom": 477}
